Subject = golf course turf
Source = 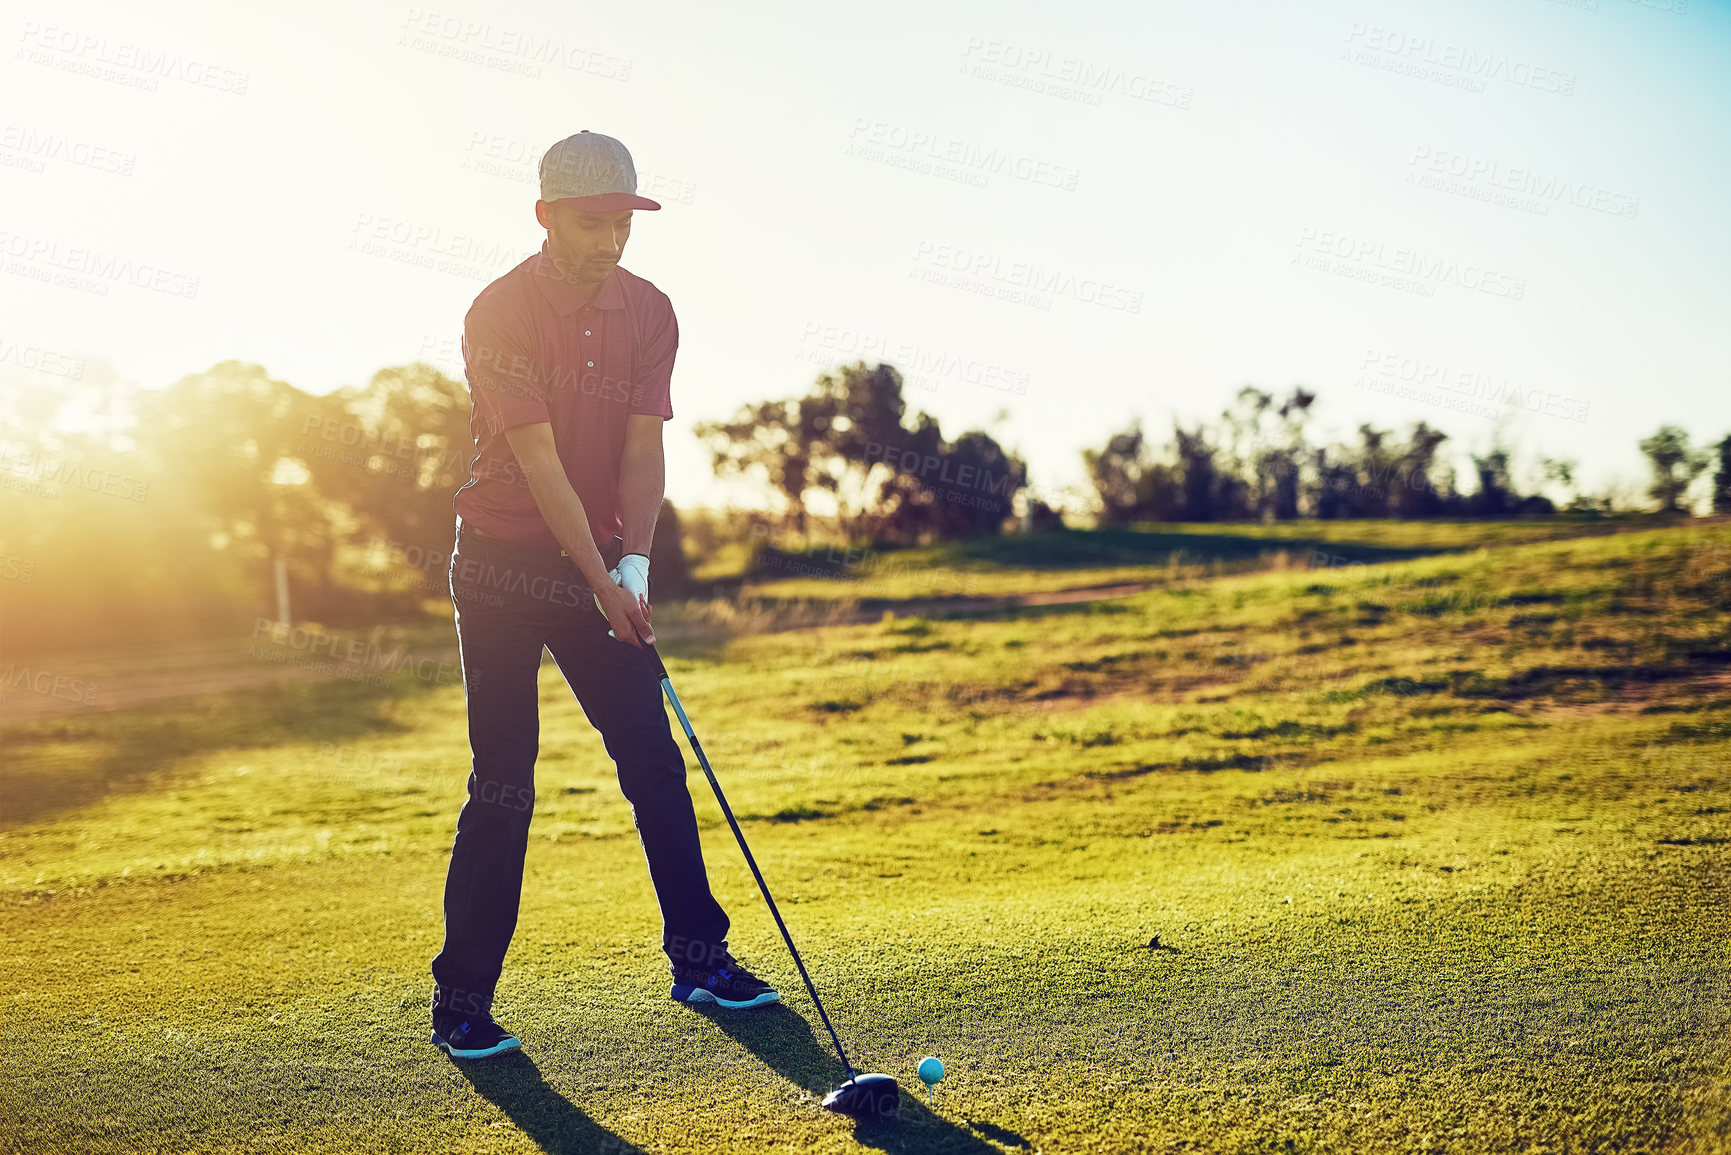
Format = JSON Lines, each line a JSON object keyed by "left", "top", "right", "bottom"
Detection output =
{"left": 3, "top": 522, "right": 1727, "bottom": 1153}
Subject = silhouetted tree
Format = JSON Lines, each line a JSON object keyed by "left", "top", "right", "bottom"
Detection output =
{"left": 1393, "top": 423, "right": 1450, "bottom": 517}
{"left": 1712, "top": 435, "right": 1731, "bottom": 515}
{"left": 1309, "top": 446, "right": 1352, "bottom": 519}
{"left": 1639, "top": 425, "right": 1708, "bottom": 514}
{"left": 862, "top": 420, "right": 1026, "bottom": 541}
{"left": 1082, "top": 420, "right": 1183, "bottom": 524}
{"left": 1540, "top": 456, "right": 1581, "bottom": 511}
{"left": 1265, "top": 388, "right": 1316, "bottom": 519}
{"left": 1023, "top": 496, "right": 1066, "bottom": 533}
{"left": 1469, "top": 448, "right": 1515, "bottom": 517}
{"left": 1082, "top": 421, "right": 1152, "bottom": 525}
{"left": 648, "top": 500, "right": 692, "bottom": 597}
{"left": 1353, "top": 425, "right": 1397, "bottom": 517}
{"left": 1175, "top": 424, "right": 1218, "bottom": 520}
{"left": 697, "top": 361, "right": 1023, "bottom": 544}
{"left": 324, "top": 362, "right": 473, "bottom": 554}
{"left": 1083, "top": 392, "right": 1565, "bottom": 522}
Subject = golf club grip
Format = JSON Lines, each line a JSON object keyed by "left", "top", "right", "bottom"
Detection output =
{"left": 649, "top": 658, "right": 856, "bottom": 1078}
{"left": 645, "top": 644, "right": 671, "bottom": 685}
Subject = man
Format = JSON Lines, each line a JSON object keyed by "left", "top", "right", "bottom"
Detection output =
{"left": 429, "top": 130, "right": 778, "bottom": 1061}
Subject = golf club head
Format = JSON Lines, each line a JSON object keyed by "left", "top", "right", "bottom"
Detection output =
{"left": 821, "top": 1073, "right": 901, "bottom": 1118}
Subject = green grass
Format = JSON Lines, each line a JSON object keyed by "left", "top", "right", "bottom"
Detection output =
{"left": 2, "top": 524, "right": 1728, "bottom": 1153}
{"left": 725, "top": 516, "right": 1668, "bottom": 603}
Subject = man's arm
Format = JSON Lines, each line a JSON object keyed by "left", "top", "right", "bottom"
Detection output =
{"left": 502, "top": 421, "right": 653, "bottom": 645}
{"left": 619, "top": 413, "right": 665, "bottom": 559}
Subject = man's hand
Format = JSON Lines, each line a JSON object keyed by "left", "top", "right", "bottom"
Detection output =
{"left": 594, "top": 572, "right": 655, "bottom": 646}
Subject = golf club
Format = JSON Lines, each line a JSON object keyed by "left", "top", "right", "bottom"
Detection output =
{"left": 645, "top": 642, "right": 902, "bottom": 1120}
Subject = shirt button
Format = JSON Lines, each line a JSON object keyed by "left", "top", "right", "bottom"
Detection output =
{"left": 584, "top": 330, "right": 592, "bottom": 336}
{"left": 586, "top": 360, "right": 595, "bottom": 367}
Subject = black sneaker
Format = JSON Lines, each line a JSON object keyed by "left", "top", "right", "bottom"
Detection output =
{"left": 430, "top": 1010, "right": 522, "bottom": 1059}
{"left": 670, "top": 953, "right": 781, "bottom": 1009}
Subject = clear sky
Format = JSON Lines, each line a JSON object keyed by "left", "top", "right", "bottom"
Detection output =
{"left": 4, "top": 0, "right": 1729, "bottom": 512}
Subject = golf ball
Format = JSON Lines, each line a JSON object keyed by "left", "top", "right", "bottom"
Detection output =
{"left": 917, "top": 1056, "right": 945, "bottom": 1086}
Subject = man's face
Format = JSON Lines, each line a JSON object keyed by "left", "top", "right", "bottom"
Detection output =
{"left": 536, "top": 200, "right": 632, "bottom": 287}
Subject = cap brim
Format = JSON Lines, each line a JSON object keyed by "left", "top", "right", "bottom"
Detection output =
{"left": 544, "top": 192, "right": 662, "bottom": 211}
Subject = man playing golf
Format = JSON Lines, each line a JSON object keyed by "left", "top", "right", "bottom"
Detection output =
{"left": 430, "top": 130, "right": 779, "bottom": 1061}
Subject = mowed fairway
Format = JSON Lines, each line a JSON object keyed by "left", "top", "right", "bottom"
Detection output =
{"left": 3, "top": 525, "right": 1728, "bottom": 1154}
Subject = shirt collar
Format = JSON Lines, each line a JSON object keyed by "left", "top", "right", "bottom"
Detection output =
{"left": 531, "top": 240, "right": 627, "bottom": 314}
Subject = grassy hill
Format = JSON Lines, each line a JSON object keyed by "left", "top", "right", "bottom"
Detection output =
{"left": 2, "top": 523, "right": 1727, "bottom": 1153}
{"left": 708, "top": 515, "right": 1671, "bottom": 603}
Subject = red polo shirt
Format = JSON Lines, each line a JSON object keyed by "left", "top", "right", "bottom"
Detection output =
{"left": 452, "top": 240, "right": 677, "bottom": 547}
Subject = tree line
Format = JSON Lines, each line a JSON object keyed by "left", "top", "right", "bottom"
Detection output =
{"left": 2, "top": 355, "right": 1724, "bottom": 655}
{"left": 1080, "top": 385, "right": 1730, "bottom": 525}
{"left": 697, "top": 368, "right": 1731, "bottom": 536}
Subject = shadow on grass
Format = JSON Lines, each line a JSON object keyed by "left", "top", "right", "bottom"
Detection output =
{"left": 451, "top": 1051, "right": 644, "bottom": 1154}
{"left": 967, "top": 1119, "right": 1031, "bottom": 1147}
{"left": 757, "top": 527, "right": 1455, "bottom": 579}
{"left": 690, "top": 1002, "right": 999, "bottom": 1154}
{"left": 0, "top": 674, "right": 426, "bottom": 829}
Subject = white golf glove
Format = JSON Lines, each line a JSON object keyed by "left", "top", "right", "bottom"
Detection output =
{"left": 592, "top": 553, "right": 651, "bottom": 639}
{"left": 613, "top": 552, "right": 651, "bottom": 611}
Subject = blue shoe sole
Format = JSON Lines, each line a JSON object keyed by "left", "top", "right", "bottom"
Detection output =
{"left": 670, "top": 984, "right": 782, "bottom": 1009}
{"left": 430, "top": 1030, "right": 522, "bottom": 1059}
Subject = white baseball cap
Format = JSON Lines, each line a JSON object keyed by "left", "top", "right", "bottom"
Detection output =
{"left": 538, "top": 130, "right": 662, "bottom": 211}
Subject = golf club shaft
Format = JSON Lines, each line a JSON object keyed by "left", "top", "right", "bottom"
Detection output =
{"left": 646, "top": 645, "right": 856, "bottom": 1078}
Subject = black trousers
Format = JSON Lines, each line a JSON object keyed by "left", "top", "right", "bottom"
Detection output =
{"left": 430, "top": 519, "right": 730, "bottom": 1018}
